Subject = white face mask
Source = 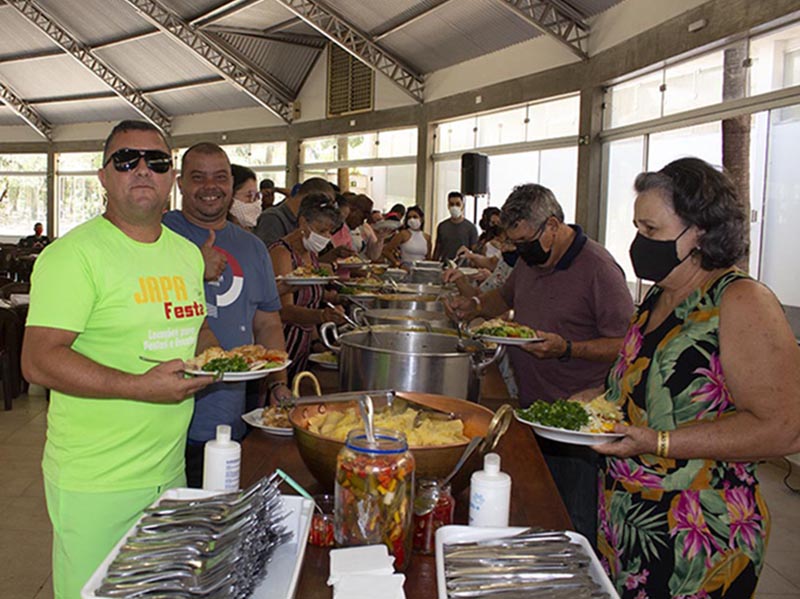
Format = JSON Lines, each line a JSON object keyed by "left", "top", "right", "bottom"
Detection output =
{"left": 449, "top": 205, "right": 463, "bottom": 219}
{"left": 229, "top": 198, "right": 262, "bottom": 228}
{"left": 302, "top": 229, "right": 330, "bottom": 254}
{"left": 407, "top": 218, "right": 422, "bottom": 230}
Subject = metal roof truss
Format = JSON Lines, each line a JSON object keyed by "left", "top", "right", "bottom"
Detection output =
{"left": 5, "top": 0, "right": 173, "bottom": 132}
{"left": 0, "top": 80, "right": 52, "bottom": 139}
{"left": 122, "top": 0, "right": 294, "bottom": 122}
{"left": 496, "top": 0, "right": 589, "bottom": 60}
{"left": 273, "top": 0, "right": 424, "bottom": 102}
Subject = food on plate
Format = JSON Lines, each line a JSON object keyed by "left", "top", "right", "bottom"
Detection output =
{"left": 261, "top": 405, "right": 291, "bottom": 429}
{"left": 188, "top": 345, "right": 288, "bottom": 372}
{"left": 306, "top": 406, "right": 468, "bottom": 446}
{"left": 312, "top": 351, "right": 338, "bottom": 364}
{"left": 352, "top": 276, "right": 383, "bottom": 287}
{"left": 338, "top": 256, "right": 367, "bottom": 265}
{"left": 473, "top": 318, "right": 538, "bottom": 339}
{"left": 286, "top": 265, "right": 333, "bottom": 278}
{"left": 516, "top": 396, "right": 624, "bottom": 433}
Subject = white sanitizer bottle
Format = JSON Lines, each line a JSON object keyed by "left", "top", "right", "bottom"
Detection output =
{"left": 202, "top": 424, "right": 241, "bottom": 492}
{"left": 468, "top": 453, "right": 511, "bottom": 527}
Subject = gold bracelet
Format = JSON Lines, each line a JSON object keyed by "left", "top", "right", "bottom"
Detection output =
{"left": 656, "top": 431, "right": 670, "bottom": 458}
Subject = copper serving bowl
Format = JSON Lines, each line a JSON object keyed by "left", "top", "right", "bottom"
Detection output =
{"left": 289, "top": 392, "right": 508, "bottom": 493}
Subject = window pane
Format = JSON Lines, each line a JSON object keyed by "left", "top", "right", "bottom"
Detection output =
{"left": 222, "top": 142, "right": 287, "bottom": 167}
{"left": 254, "top": 170, "right": 286, "bottom": 189}
{"left": 647, "top": 122, "right": 722, "bottom": 171}
{"left": 602, "top": 137, "right": 645, "bottom": 285}
{"left": 527, "top": 95, "right": 580, "bottom": 141}
{"left": 477, "top": 106, "right": 526, "bottom": 148}
{"left": 433, "top": 160, "right": 461, "bottom": 227}
{"left": 345, "top": 132, "right": 378, "bottom": 161}
{"left": 750, "top": 21, "right": 800, "bottom": 96}
{"left": 347, "top": 165, "right": 416, "bottom": 211}
{"left": 377, "top": 128, "right": 417, "bottom": 158}
{"left": 58, "top": 175, "right": 105, "bottom": 236}
{"left": 57, "top": 152, "right": 102, "bottom": 172}
{"left": 759, "top": 101, "right": 800, "bottom": 306}
{"left": 663, "top": 51, "right": 725, "bottom": 116}
{"left": 487, "top": 152, "right": 540, "bottom": 208}
{"left": 298, "top": 168, "right": 338, "bottom": 184}
{"left": 0, "top": 153, "right": 46, "bottom": 172}
{"left": 301, "top": 137, "right": 337, "bottom": 164}
{"left": 604, "top": 70, "right": 663, "bottom": 129}
{"left": 539, "top": 146, "right": 578, "bottom": 224}
{"left": 436, "top": 116, "right": 476, "bottom": 153}
{"left": 0, "top": 175, "right": 47, "bottom": 237}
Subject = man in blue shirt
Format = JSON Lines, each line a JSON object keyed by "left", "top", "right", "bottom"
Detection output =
{"left": 163, "top": 142, "right": 291, "bottom": 486}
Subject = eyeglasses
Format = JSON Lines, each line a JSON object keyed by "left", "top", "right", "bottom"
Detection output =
{"left": 103, "top": 148, "right": 172, "bottom": 174}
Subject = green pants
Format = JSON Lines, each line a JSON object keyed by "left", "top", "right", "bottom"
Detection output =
{"left": 44, "top": 473, "right": 185, "bottom": 599}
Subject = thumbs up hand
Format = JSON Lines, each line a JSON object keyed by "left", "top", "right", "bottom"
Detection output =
{"left": 201, "top": 229, "right": 226, "bottom": 281}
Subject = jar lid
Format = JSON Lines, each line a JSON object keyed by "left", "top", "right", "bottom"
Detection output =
{"left": 345, "top": 428, "right": 408, "bottom": 454}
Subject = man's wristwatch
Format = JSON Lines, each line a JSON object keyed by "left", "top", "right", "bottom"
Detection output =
{"left": 558, "top": 339, "right": 572, "bottom": 362}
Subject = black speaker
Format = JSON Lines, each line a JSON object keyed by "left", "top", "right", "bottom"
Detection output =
{"left": 461, "top": 153, "right": 489, "bottom": 196}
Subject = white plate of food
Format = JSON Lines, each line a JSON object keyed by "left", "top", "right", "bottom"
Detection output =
{"left": 458, "top": 267, "right": 480, "bottom": 277}
{"left": 277, "top": 275, "right": 337, "bottom": 285}
{"left": 471, "top": 319, "right": 544, "bottom": 344}
{"left": 373, "top": 219, "right": 403, "bottom": 231}
{"left": 337, "top": 257, "right": 370, "bottom": 269}
{"left": 514, "top": 396, "right": 626, "bottom": 446}
{"left": 309, "top": 351, "right": 338, "bottom": 369}
{"left": 242, "top": 407, "right": 294, "bottom": 436}
{"left": 185, "top": 345, "right": 290, "bottom": 381}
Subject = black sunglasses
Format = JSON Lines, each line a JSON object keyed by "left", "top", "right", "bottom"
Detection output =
{"left": 103, "top": 148, "right": 172, "bottom": 174}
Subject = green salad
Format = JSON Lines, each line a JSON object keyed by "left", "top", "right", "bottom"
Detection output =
{"left": 474, "top": 319, "right": 537, "bottom": 339}
{"left": 202, "top": 355, "right": 249, "bottom": 372}
{"left": 516, "top": 399, "right": 589, "bottom": 431}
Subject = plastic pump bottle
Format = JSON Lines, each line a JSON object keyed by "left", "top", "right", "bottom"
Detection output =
{"left": 468, "top": 453, "right": 511, "bottom": 527}
{"left": 202, "top": 424, "right": 241, "bottom": 492}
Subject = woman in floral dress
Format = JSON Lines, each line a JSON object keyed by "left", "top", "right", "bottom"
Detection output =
{"left": 587, "top": 158, "right": 800, "bottom": 598}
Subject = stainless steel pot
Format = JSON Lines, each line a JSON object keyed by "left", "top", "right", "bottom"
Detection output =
{"left": 391, "top": 283, "right": 451, "bottom": 295}
{"left": 372, "top": 293, "right": 444, "bottom": 312}
{"left": 320, "top": 323, "right": 504, "bottom": 403}
{"left": 352, "top": 307, "right": 455, "bottom": 330}
{"left": 410, "top": 267, "right": 442, "bottom": 284}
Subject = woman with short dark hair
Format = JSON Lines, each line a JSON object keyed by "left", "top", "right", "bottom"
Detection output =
{"left": 228, "top": 164, "right": 262, "bottom": 230}
{"left": 586, "top": 157, "right": 800, "bottom": 598}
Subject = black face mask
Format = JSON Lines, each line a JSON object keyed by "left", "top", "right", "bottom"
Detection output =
{"left": 502, "top": 250, "right": 519, "bottom": 267}
{"left": 517, "top": 238, "right": 551, "bottom": 266}
{"left": 629, "top": 227, "right": 690, "bottom": 282}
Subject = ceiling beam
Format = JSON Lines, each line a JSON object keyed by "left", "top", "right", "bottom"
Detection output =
{"left": 4, "top": 0, "right": 173, "bottom": 132}
{"left": 371, "top": 0, "right": 455, "bottom": 41}
{"left": 0, "top": 80, "right": 52, "bottom": 139}
{"left": 26, "top": 75, "right": 226, "bottom": 104}
{"left": 122, "top": 0, "right": 294, "bottom": 122}
{"left": 261, "top": 17, "right": 301, "bottom": 35}
{"left": 205, "top": 25, "right": 325, "bottom": 48}
{"left": 191, "top": 0, "right": 265, "bottom": 28}
{"left": 272, "top": 0, "right": 424, "bottom": 102}
{"left": 494, "top": 0, "right": 589, "bottom": 60}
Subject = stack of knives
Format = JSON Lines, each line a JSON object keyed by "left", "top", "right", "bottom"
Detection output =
{"left": 95, "top": 473, "right": 293, "bottom": 598}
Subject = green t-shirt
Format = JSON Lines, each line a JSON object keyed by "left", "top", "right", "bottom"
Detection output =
{"left": 27, "top": 216, "right": 207, "bottom": 492}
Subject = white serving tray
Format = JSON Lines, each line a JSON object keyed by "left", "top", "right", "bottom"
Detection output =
{"left": 434, "top": 525, "right": 619, "bottom": 599}
{"left": 81, "top": 489, "right": 313, "bottom": 599}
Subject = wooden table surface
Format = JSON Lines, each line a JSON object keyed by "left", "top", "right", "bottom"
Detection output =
{"left": 240, "top": 376, "right": 572, "bottom": 598}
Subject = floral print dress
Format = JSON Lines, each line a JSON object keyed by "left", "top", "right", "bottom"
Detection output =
{"left": 599, "top": 269, "right": 769, "bottom": 599}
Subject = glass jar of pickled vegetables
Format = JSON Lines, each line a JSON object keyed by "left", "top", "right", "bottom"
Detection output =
{"left": 334, "top": 429, "right": 415, "bottom": 570}
{"left": 412, "top": 479, "right": 454, "bottom": 554}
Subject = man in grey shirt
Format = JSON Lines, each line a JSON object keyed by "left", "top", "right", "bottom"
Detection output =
{"left": 433, "top": 191, "right": 478, "bottom": 261}
{"left": 254, "top": 177, "right": 335, "bottom": 247}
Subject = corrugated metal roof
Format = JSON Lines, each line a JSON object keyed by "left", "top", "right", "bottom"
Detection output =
{"left": 0, "top": 56, "right": 112, "bottom": 98}
{"left": 34, "top": 0, "right": 147, "bottom": 46}
{"left": 0, "top": 106, "right": 25, "bottom": 127}
{"left": 323, "top": 0, "right": 423, "bottom": 35}
{"left": 0, "top": 6, "right": 60, "bottom": 58}
{"left": 147, "top": 81, "right": 259, "bottom": 115}
{"left": 211, "top": 32, "right": 321, "bottom": 96}
{"left": 212, "top": 1, "right": 297, "bottom": 29}
{"left": 168, "top": 0, "right": 224, "bottom": 21}
{"left": 94, "top": 33, "right": 220, "bottom": 89}
{"left": 35, "top": 97, "right": 139, "bottom": 124}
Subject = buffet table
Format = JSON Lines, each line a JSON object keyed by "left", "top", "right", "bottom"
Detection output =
{"left": 240, "top": 402, "right": 572, "bottom": 598}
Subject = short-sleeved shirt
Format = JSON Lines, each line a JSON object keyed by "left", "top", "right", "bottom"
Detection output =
{"left": 255, "top": 201, "right": 297, "bottom": 248}
{"left": 163, "top": 212, "right": 282, "bottom": 442}
{"left": 26, "top": 216, "right": 206, "bottom": 492}
{"left": 498, "top": 226, "right": 634, "bottom": 406}
{"left": 436, "top": 218, "right": 478, "bottom": 261}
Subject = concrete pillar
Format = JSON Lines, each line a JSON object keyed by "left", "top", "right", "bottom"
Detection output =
{"left": 575, "top": 86, "right": 605, "bottom": 240}
{"left": 46, "top": 148, "right": 56, "bottom": 238}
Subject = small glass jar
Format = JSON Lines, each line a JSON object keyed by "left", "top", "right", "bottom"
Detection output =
{"left": 412, "top": 479, "right": 455, "bottom": 554}
{"left": 334, "top": 428, "right": 415, "bottom": 570}
{"left": 308, "top": 494, "right": 335, "bottom": 547}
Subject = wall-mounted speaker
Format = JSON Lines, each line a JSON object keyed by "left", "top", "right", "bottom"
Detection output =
{"left": 461, "top": 152, "right": 489, "bottom": 196}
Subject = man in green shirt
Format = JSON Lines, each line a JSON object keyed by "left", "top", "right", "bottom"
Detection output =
{"left": 22, "top": 120, "right": 215, "bottom": 599}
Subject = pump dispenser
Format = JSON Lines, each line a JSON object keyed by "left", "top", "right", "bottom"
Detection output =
{"left": 468, "top": 453, "right": 511, "bottom": 527}
{"left": 202, "top": 424, "right": 241, "bottom": 492}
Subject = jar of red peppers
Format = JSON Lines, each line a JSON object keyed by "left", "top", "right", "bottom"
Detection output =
{"left": 334, "top": 428, "right": 415, "bottom": 571}
{"left": 412, "top": 479, "right": 454, "bottom": 554}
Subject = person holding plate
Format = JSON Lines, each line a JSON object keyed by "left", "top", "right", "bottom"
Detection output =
{"left": 447, "top": 183, "right": 634, "bottom": 545}
{"left": 164, "top": 143, "right": 290, "bottom": 487}
{"left": 270, "top": 195, "right": 347, "bottom": 379}
{"left": 585, "top": 158, "right": 800, "bottom": 598}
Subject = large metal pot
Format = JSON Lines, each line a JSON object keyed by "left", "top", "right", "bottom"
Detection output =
{"left": 391, "top": 283, "right": 450, "bottom": 295}
{"left": 351, "top": 307, "right": 455, "bottom": 330}
{"left": 320, "top": 324, "right": 503, "bottom": 403}
{"left": 410, "top": 267, "right": 442, "bottom": 284}
{"left": 373, "top": 293, "right": 444, "bottom": 312}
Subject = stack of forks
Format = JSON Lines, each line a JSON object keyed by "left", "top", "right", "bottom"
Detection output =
{"left": 95, "top": 473, "right": 293, "bottom": 598}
